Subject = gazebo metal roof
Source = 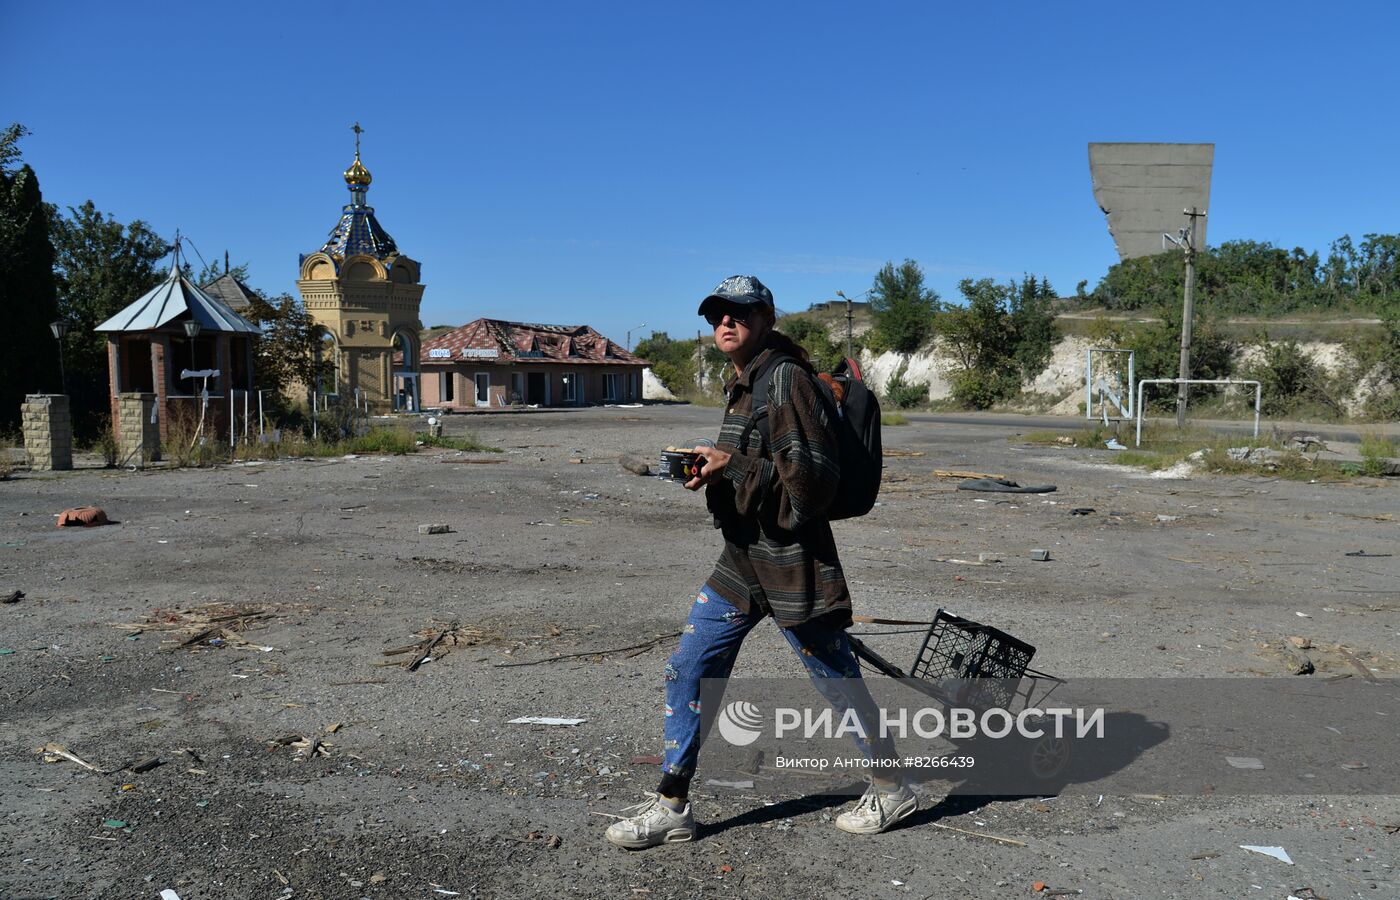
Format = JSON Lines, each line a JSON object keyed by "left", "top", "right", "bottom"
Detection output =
{"left": 96, "top": 264, "right": 263, "bottom": 335}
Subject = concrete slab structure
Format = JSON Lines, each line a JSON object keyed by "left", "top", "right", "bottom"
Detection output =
{"left": 1089, "top": 142, "right": 1213, "bottom": 259}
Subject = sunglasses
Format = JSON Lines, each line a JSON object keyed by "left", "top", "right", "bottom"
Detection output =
{"left": 704, "top": 306, "right": 753, "bottom": 328}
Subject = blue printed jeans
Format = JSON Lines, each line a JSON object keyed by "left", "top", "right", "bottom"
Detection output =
{"left": 661, "top": 585, "right": 897, "bottom": 780}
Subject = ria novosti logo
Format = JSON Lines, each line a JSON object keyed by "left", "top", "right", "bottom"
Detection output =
{"left": 714, "top": 700, "right": 1103, "bottom": 745}
{"left": 716, "top": 701, "right": 764, "bottom": 746}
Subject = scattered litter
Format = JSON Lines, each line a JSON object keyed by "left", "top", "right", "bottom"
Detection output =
{"left": 1030, "top": 549, "right": 1051, "bottom": 562}
{"left": 957, "top": 478, "right": 1056, "bottom": 494}
{"left": 57, "top": 506, "right": 110, "bottom": 527}
{"left": 1226, "top": 756, "right": 1264, "bottom": 770}
{"left": 631, "top": 755, "right": 663, "bottom": 765}
{"left": 1155, "top": 514, "right": 1180, "bottom": 523}
{"left": 159, "top": 891, "right": 183, "bottom": 900}
{"left": 508, "top": 716, "right": 586, "bottom": 726}
{"left": 418, "top": 524, "right": 452, "bottom": 535}
{"left": 1340, "top": 761, "right": 1369, "bottom": 770}
{"left": 1104, "top": 438, "right": 1126, "bottom": 451}
{"left": 704, "top": 779, "right": 754, "bottom": 789}
{"left": 494, "top": 631, "right": 679, "bottom": 667}
{"left": 37, "top": 742, "right": 105, "bottom": 773}
{"left": 112, "top": 602, "right": 272, "bottom": 653}
{"left": 379, "top": 622, "right": 467, "bottom": 672}
{"left": 1295, "top": 612, "right": 1311, "bottom": 619}
{"left": 1070, "top": 508, "right": 1095, "bottom": 516}
{"left": 3, "top": 590, "right": 23, "bottom": 604}
{"left": 1239, "top": 845, "right": 1293, "bottom": 865}
{"left": 978, "top": 553, "right": 1001, "bottom": 563}
{"left": 1287, "top": 636, "right": 1312, "bottom": 649}
{"left": 1189, "top": 851, "right": 1221, "bottom": 860}
{"left": 1344, "top": 550, "right": 1391, "bottom": 558}
{"left": 928, "top": 821, "right": 1026, "bottom": 846}
{"left": 102, "top": 819, "right": 127, "bottom": 829}
{"left": 934, "top": 469, "right": 1005, "bottom": 480}
{"left": 130, "top": 756, "right": 162, "bottom": 774}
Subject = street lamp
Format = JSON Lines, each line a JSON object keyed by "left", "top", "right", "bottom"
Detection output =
{"left": 49, "top": 319, "right": 69, "bottom": 395}
{"left": 183, "top": 320, "right": 201, "bottom": 394}
{"left": 626, "top": 322, "right": 647, "bottom": 352}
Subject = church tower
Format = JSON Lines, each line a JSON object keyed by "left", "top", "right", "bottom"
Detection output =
{"left": 297, "top": 126, "right": 424, "bottom": 411}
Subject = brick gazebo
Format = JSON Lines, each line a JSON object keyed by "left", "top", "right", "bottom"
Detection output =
{"left": 96, "top": 253, "right": 263, "bottom": 457}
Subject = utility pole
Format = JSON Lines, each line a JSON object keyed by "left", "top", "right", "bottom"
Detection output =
{"left": 836, "top": 290, "right": 854, "bottom": 359}
{"left": 696, "top": 329, "right": 704, "bottom": 392}
{"left": 1166, "top": 207, "right": 1207, "bottom": 428}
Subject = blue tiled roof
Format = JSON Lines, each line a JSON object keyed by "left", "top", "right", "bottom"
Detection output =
{"left": 319, "top": 204, "right": 399, "bottom": 260}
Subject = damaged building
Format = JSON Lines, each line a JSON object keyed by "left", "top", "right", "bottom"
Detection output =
{"left": 418, "top": 319, "right": 648, "bottom": 409}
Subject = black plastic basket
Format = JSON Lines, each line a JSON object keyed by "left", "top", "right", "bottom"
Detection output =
{"left": 909, "top": 610, "right": 1036, "bottom": 711}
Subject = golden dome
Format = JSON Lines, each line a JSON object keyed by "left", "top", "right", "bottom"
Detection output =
{"left": 344, "top": 153, "right": 372, "bottom": 187}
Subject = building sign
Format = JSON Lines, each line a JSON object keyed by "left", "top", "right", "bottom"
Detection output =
{"left": 460, "top": 348, "right": 499, "bottom": 358}
{"left": 428, "top": 349, "right": 452, "bottom": 359}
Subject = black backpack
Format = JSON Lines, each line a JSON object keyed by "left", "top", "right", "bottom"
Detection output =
{"left": 742, "top": 354, "right": 883, "bottom": 520}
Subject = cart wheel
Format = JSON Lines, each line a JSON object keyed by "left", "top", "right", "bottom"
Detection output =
{"left": 1028, "top": 731, "right": 1072, "bottom": 781}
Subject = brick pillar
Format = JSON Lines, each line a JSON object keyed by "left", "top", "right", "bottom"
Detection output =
{"left": 116, "top": 392, "right": 160, "bottom": 466}
{"left": 21, "top": 394, "right": 73, "bottom": 471}
{"left": 152, "top": 337, "right": 170, "bottom": 444}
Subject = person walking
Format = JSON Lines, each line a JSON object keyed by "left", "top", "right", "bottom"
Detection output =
{"left": 605, "top": 275, "right": 914, "bottom": 850}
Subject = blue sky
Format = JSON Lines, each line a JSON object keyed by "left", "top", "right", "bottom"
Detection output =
{"left": 8, "top": 1, "right": 1399, "bottom": 345}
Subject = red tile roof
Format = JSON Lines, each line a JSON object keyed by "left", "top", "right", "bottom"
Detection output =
{"left": 420, "top": 319, "right": 647, "bottom": 366}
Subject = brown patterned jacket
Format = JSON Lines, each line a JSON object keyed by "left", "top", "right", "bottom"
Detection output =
{"left": 703, "top": 341, "right": 852, "bottom": 628}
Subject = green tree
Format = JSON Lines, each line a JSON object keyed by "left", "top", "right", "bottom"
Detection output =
{"left": 49, "top": 201, "right": 170, "bottom": 435}
{"left": 244, "top": 292, "right": 317, "bottom": 397}
{"left": 939, "top": 275, "right": 1060, "bottom": 409}
{"left": 0, "top": 123, "right": 60, "bottom": 429}
{"left": 869, "top": 259, "right": 940, "bottom": 354}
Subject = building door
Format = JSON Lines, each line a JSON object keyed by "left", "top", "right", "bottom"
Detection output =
{"left": 527, "top": 372, "right": 546, "bottom": 405}
{"left": 474, "top": 372, "right": 490, "bottom": 407}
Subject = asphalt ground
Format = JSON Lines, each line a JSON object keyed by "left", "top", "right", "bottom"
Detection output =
{"left": 1, "top": 404, "right": 1396, "bottom": 899}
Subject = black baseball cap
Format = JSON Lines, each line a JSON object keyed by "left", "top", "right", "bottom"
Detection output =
{"left": 697, "top": 275, "right": 775, "bottom": 317}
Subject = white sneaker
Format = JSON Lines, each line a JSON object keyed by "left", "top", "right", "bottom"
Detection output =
{"left": 604, "top": 793, "right": 697, "bottom": 849}
{"left": 835, "top": 781, "right": 917, "bottom": 834}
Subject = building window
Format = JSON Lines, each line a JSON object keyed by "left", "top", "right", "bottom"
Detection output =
{"left": 561, "top": 372, "right": 576, "bottom": 402}
{"left": 631, "top": 372, "right": 638, "bottom": 400}
{"left": 511, "top": 372, "right": 525, "bottom": 405}
{"left": 604, "top": 372, "right": 621, "bottom": 401}
{"left": 441, "top": 371, "right": 455, "bottom": 403}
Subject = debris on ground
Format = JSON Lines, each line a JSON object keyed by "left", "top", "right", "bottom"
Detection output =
{"left": 267, "top": 733, "right": 332, "bottom": 760}
{"left": 704, "top": 778, "right": 754, "bottom": 789}
{"left": 1030, "top": 549, "right": 1051, "bottom": 562}
{"left": 507, "top": 716, "right": 587, "bottom": 726}
{"left": 1070, "top": 508, "right": 1095, "bottom": 516}
{"left": 381, "top": 621, "right": 462, "bottom": 671}
{"left": 112, "top": 603, "right": 273, "bottom": 652}
{"left": 3, "top": 590, "right": 23, "bottom": 604}
{"left": 1225, "top": 756, "right": 1264, "bottom": 769}
{"left": 36, "top": 742, "right": 105, "bottom": 772}
{"left": 935, "top": 469, "right": 1006, "bottom": 480}
{"left": 379, "top": 621, "right": 495, "bottom": 671}
{"left": 57, "top": 506, "right": 110, "bottom": 527}
{"left": 619, "top": 455, "right": 652, "bottom": 476}
{"left": 493, "top": 631, "right": 680, "bottom": 667}
{"left": 418, "top": 523, "right": 452, "bottom": 534}
{"left": 1239, "top": 845, "right": 1293, "bottom": 864}
{"left": 1344, "top": 550, "right": 1391, "bottom": 558}
{"left": 1281, "top": 641, "right": 1315, "bottom": 675}
{"left": 957, "top": 478, "right": 1057, "bottom": 494}
{"left": 129, "top": 756, "right": 162, "bottom": 774}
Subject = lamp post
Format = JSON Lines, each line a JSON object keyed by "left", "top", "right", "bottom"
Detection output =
{"left": 626, "top": 323, "right": 647, "bottom": 352}
{"left": 184, "top": 320, "right": 201, "bottom": 392}
{"left": 49, "top": 319, "right": 69, "bottom": 395}
{"left": 834, "top": 291, "right": 855, "bottom": 360}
